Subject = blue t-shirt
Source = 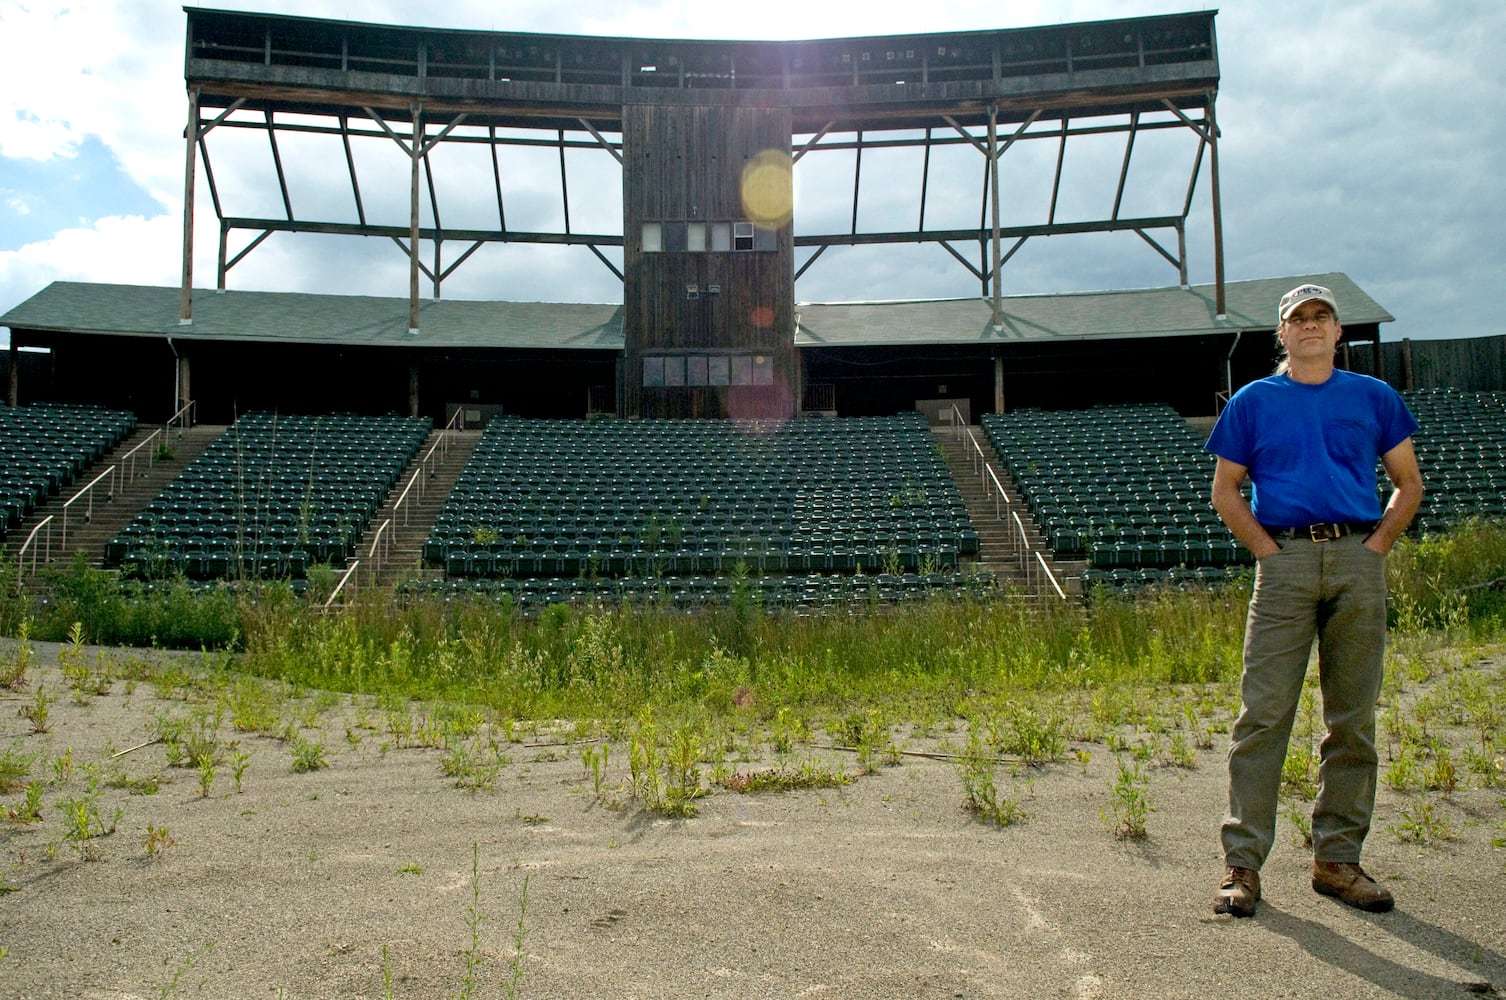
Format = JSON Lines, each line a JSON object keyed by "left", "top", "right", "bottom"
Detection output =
{"left": 1205, "top": 369, "right": 1418, "bottom": 527}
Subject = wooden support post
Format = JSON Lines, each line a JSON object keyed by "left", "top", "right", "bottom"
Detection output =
{"left": 989, "top": 105, "right": 1003, "bottom": 328}
{"left": 1401, "top": 338, "right": 1415, "bottom": 390}
{"left": 178, "top": 353, "right": 192, "bottom": 414}
{"left": 1207, "top": 98, "right": 1226, "bottom": 316}
{"left": 409, "top": 103, "right": 422, "bottom": 334}
{"left": 180, "top": 88, "right": 199, "bottom": 324}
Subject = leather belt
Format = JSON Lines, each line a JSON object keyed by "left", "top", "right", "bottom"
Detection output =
{"left": 1261, "top": 521, "right": 1376, "bottom": 542}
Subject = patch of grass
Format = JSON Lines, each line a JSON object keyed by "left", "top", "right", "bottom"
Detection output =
{"left": 719, "top": 758, "right": 853, "bottom": 794}
{"left": 1391, "top": 799, "right": 1454, "bottom": 845}
{"left": 1281, "top": 799, "right": 1313, "bottom": 848}
{"left": 58, "top": 622, "right": 113, "bottom": 703}
{"left": 150, "top": 707, "right": 222, "bottom": 771}
{"left": 226, "top": 677, "right": 288, "bottom": 735}
{"left": 290, "top": 737, "right": 328, "bottom": 773}
{"left": 956, "top": 722, "right": 1028, "bottom": 828}
{"left": 441, "top": 737, "right": 509, "bottom": 791}
{"left": 628, "top": 715, "right": 706, "bottom": 818}
{"left": 0, "top": 739, "right": 36, "bottom": 794}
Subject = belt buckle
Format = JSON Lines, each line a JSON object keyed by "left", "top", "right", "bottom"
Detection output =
{"left": 1308, "top": 523, "right": 1339, "bottom": 542}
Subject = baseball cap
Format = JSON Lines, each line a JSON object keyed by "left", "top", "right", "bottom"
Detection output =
{"left": 1278, "top": 283, "right": 1338, "bottom": 323}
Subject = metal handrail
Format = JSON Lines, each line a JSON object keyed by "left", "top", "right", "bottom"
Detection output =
{"left": 948, "top": 402, "right": 1066, "bottom": 600}
{"left": 367, "top": 519, "right": 392, "bottom": 581}
{"left": 1034, "top": 550, "right": 1068, "bottom": 601}
{"left": 61, "top": 464, "right": 117, "bottom": 548}
{"left": 391, "top": 428, "right": 448, "bottom": 528}
{"left": 166, "top": 399, "right": 196, "bottom": 436}
{"left": 324, "top": 560, "right": 360, "bottom": 609}
{"left": 984, "top": 464, "right": 1013, "bottom": 526}
{"left": 17, "top": 515, "right": 54, "bottom": 578}
{"left": 117, "top": 428, "right": 162, "bottom": 480}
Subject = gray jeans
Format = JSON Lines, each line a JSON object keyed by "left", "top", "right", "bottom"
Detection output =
{"left": 1221, "top": 531, "right": 1389, "bottom": 870}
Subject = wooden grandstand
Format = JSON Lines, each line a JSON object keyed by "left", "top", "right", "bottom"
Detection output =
{"left": 5, "top": 10, "right": 1501, "bottom": 606}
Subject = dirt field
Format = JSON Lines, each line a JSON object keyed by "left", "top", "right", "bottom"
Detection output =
{"left": 1, "top": 637, "right": 1503, "bottom": 999}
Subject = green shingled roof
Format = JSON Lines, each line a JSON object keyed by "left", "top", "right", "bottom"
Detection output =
{"left": 0, "top": 283, "right": 624, "bottom": 350}
{"left": 794, "top": 273, "right": 1392, "bottom": 346}
{"left": 2, "top": 273, "right": 1389, "bottom": 350}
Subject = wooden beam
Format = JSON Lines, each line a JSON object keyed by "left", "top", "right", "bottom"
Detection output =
{"left": 180, "top": 87, "right": 198, "bottom": 324}
{"left": 409, "top": 103, "right": 421, "bottom": 332}
{"left": 795, "top": 215, "right": 1182, "bottom": 247}
{"left": 988, "top": 105, "right": 1002, "bottom": 327}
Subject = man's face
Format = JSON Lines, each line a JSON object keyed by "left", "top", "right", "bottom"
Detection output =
{"left": 1279, "top": 301, "right": 1342, "bottom": 361}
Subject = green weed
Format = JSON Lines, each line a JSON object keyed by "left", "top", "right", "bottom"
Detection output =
{"left": 956, "top": 722, "right": 1028, "bottom": 827}
{"left": 229, "top": 748, "right": 251, "bottom": 792}
{"left": 56, "top": 775, "right": 122, "bottom": 859}
{"left": 0, "top": 739, "right": 35, "bottom": 794}
{"left": 290, "top": 738, "right": 328, "bottom": 773}
{"left": 628, "top": 716, "right": 705, "bottom": 817}
{"left": 441, "top": 737, "right": 509, "bottom": 791}
{"left": 581, "top": 743, "right": 610, "bottom": 797}
{"left": 18, "top": 683, "right": 54, "bottom": 734}
{"left": 6, "top": 781, "right": 44, "bottom": 825}
{"left": 142, "top": 823, "right": 176, "bottom": 859}
{"left": 719, "top": 758, "right": 853, "bottom": 793}
{"left": 1391, "top": 799, "right": 1453, "bottom": 845}
{"left": 1281, "top": 799, "right": 1313, "bottom": 848}
{"left": 1103, "top": 757, "right": 1151, "bottom": 840}
{"left": 1, "top": 619, "right": 33, "bottom": 690}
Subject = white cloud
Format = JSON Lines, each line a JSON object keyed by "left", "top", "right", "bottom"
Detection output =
{"left": 0, "top": 214, "right": 183, "bottom": 306}
{"left": 3, "top": 0, "right": 1506, "bottom": 346}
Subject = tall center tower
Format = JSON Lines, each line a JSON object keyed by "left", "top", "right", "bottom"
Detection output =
{"left": 623, "top": 104, "right": 794, "bottom": 419}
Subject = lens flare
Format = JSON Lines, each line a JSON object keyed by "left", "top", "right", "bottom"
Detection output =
{"left": 740, "top": 149, "right": 793, "bottom": 230}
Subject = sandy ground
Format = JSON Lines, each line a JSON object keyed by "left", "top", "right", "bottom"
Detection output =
{"left": 0, "top": 638, "right": 1503, "bottom": 1000}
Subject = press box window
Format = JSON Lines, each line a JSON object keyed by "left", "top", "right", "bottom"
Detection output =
{"left": 751, "top": 354, "right": 774, "bottom": 385}
{"left": 642, "top": 356, "right": 665, "bottom": 387}
{"left": 641, "top": 222, "right": 662, "bottom": 252}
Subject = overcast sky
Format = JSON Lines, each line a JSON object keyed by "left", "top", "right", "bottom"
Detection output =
{"left": 2, "top": 0, "right": 1504, "bottom": 350}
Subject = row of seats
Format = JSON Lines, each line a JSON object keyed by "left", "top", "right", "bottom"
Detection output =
{"left": 982, "top": 404, "right": 1238, "bottom": 563}
{"left": 0, "top": 404, "right": 136, "bottom": 539}
{"left": 426, "top": 413, "right": 976, "bottom": 579}
{"left": 106, "top": 412, "right": 431, "bottom": 580}
{"left": 400, "top": 570, "right": 1000, "bottom": 611}
{"left": 1402, "top": 389, "right": 1506, "bottom": 535}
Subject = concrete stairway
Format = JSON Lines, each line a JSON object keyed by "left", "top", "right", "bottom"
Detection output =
{"left": 6, "top": 423, "right": 224, "bottom": 574}
{"left": 932, "top": 423, "right": 1077, "bottom": 597}
{"left": 360, "top": 428, "right": 481, "bottom": 590}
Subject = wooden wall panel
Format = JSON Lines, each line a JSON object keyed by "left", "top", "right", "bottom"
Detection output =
{"left": 623, "top": 102, "right": 794, "bottom": 417}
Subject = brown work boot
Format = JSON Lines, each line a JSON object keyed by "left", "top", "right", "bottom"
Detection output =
{"left": 1312, "top": 861, "right": 1395, "bottom": 912}
{"left": 1213, "top": 865, "right": 1260, "bottom": 917}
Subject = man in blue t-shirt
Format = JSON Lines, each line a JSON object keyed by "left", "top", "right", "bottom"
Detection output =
{"left": 1206, "top": 283, "right": 1423, "bottom": 918}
